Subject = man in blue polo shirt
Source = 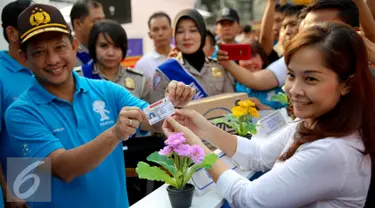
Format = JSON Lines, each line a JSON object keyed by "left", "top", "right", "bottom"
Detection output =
{"left": 5, "top": 4, "right": 195, "bottom": 208}
{"left": 0, "top": 1, "right": 33, "bottom": 207}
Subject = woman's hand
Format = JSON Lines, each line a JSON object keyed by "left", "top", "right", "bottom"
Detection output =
{"left": 358, "top": 31, "right": 375, "bottom": 64}
{"left": 217, "top": 49, "right": 231, "bottom": 68}
{"left": 162, "top": 117, "right": 204, "bottom": 147}
{"left": 171, "top": 109, "right": 215, "bottom": 139}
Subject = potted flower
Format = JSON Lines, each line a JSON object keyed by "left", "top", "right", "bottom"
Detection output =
{"left": 224, "top": 100, "right": 259, "bottom": 138}
{"left": 136, "top": 133, "right": 218, "bottom": 208}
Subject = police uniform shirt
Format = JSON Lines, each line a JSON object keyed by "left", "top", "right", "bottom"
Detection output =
{"left": 75, "top": 65, "right": 151, "bottom": 102}
{"left": 75, "top": 41, "right": 91, "bottom": 67}
{"left": 150, "top": 53, "right": 234, "bottom": 103}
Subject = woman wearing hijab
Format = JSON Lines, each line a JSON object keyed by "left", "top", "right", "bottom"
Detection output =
{"left": 150, "top": 9, "right": 234, "bottom": 103}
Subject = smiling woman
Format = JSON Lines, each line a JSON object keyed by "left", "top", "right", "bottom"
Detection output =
{"left": 160, "top": 22, "right": 375, "bottom": 208}
{"left": 149, "top": 9, "right": 234, "bottom": 103}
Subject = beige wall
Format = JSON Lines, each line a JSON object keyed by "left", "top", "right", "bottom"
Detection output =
{"left": 122, "top": 0, "right": 195, "bottom": 54}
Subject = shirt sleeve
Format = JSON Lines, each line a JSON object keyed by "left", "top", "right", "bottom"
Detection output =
{"left": 231, "top": 123, "right": 293, "bottom": 171}
{"left": 0, "top": 80, "right": 3, "bottom": 133}
{"left": 107, "top": 81, "right": 149, "bottom": 111}
{"left": 216, "top": 139, "right": 347, "bottom": 208}
{"left": 4, "top": 105, "right": 64, "bottom": 158}
{"left": 148, "top": 70, "right": 170, "bottom": 103}
{"left": 267, "top": 57, "right": 287, "bottom": 87}
{"left": 223, "top": 70, "right": 235, "bottom": 93}
{"left": 107, "top": 81, "right": 149, "bottom": 135}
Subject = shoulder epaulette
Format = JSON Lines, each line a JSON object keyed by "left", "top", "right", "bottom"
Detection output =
{"left": 206, "top": 57, "right": 218, "bottom": 63}
{"left": 73, "top": 66, "right": 82, "bottom": 72}
{"left": 126, "top": 67, "right": 144, "bottom": 76}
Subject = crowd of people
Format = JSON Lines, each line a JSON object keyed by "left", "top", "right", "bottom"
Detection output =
{"left": 0, "top": 0, "right": 374, "bottom": 207}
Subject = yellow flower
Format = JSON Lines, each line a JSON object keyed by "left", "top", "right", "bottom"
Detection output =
{"left": 232, "top": 106, "right": 247, "bottom": 118}
{"left": 238, "top": 100, "right": 255, "bottom": 108}
{"left": 249, "top": 107, "right": 259, "bottom": 118}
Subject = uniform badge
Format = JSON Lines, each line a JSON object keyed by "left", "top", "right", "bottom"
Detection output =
{"left": 153, "top": 73, "right": 162, "bottom": 89}
{"left": 30, "top": 7, "right": 51, "bottom": 26}
{"left": 125, "top": 77, "right": 135, "bottom": 90}
{"left": 211, "top": 67, "right": 223, "bottom": 78}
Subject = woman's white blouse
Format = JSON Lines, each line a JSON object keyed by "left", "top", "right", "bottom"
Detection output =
{"left": 216, "top": 122, "right": 371, "bottom": 208}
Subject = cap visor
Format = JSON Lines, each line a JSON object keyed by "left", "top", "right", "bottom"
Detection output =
{"left": 22, "top": 27, "right": 70, "bottom": 44}
{"left": 216, "top": 17, "right": 236, "bottom": 24}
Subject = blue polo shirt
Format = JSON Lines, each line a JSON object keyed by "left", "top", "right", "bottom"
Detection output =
{"left": 0, "top": 51, "right": 34, "bottom": 176}
{"left": 5, "top": 71, "right": 149, "bottom": 208}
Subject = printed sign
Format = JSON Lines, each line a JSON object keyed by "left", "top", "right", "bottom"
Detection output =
{"left": 258, "top": 110, "right": 288, "bottom": 136}
{"left": 121, "top": 38, "right": 143, "bottom": 68}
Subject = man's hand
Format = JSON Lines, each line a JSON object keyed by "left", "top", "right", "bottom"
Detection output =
{"left": 111, "top": 107, "right": 144, "bottom": 141}
{"left": 359, "top": 31, "right": 375, "bottom": 64}
{"left": 165, "top": 81, "right": 196, "bottom": 107}
{"left": 5, "top": 195, "right": 29, "bottom": 208}
{"left": 168, "top": 47, "right": 179, "bottom": 58}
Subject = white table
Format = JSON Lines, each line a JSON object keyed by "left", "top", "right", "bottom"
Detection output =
{"left": 130, "top": 170, "right": 255, "bottom": 208}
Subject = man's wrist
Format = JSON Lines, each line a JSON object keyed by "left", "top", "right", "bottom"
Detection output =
{"left": 108, "top": 126, "right": 127, "bottom": 142}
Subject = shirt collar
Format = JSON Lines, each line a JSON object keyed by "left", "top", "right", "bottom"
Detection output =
{"left": 150, "top": 49, "right": 163, "bottom": 59}
{"left": 29, "top": 71, "right": 89, "bottom": 105}
{"left": 78, "top": 41, "right": 89, "bottom": 53}
{"left": 0, "top": 50, "right": 26, "bottom": 72}
{"left": 92, "top": 64, "right": 123, "bottom": 82}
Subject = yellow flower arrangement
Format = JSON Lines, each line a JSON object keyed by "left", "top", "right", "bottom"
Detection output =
{"left": 224, "top": 100, "right": 259, "bottom": 137}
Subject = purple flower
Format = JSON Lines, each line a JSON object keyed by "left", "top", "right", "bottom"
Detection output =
{"left": 174, "top": 144, "right": 192, "bottom": 157}
{"left": 190, "top": 145, "right": 205, "bottom": 164}
{"left": 165, "top": 133, "right": 186, "bottom": 148}
{"left": 159, "top": 146, "right": 173, "bottom": 156}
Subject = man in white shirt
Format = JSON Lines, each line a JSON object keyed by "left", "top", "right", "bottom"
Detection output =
{"left": 220, "top": 0, "right": 360, "bottom": 90}
{"left": 135, "top": 12, "right": 173, "bottom": 82}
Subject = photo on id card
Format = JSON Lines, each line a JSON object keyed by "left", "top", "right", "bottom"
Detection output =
{"left": 143, "top": 98, "right": 176, "bottom": 125}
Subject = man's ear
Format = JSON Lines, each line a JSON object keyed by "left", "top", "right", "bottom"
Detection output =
{"left": 6, "top": 26, "right": 19, "bottom": 43}
{"left": 73, "top": 19, "right": 82, "bottom": 31}
{"left": 148, "top": 31, "right": 152, "bottom": 39}
{"left": 72, "top": 38, "right": 79, "bottom": 54}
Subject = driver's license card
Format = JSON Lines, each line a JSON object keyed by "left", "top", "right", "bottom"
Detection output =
{"left": 143, "top": 98, "right": 176, "bottom": 125}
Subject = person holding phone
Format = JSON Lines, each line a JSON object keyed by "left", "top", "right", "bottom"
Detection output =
{"left": 150, "top": 9, "right": 234, "bottom": 103}
{"left": 162, "top": 22, "right": 375, "bottom": 208}
{"left": 236, "top": 40, "right": 287, "bottom": 110}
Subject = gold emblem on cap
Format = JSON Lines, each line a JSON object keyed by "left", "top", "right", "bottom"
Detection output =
{"left": 29, "top": 7, "right": 51, "bottom": 26}
{"left": 212, "top": 67, "right": 223, "bottom": 78}
{"left": 125, "top": 77, "right": 135, "bottom": 90}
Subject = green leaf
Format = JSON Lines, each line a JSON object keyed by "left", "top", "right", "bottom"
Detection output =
{"left": 146, "top": 152, "right": 177, "bottom": 176}
{"left": 184, "top": 153, "right": 219, "bottom": 184}
{"left": 248, "top": 123, "right": 257, "bottom": 134}
{"left": 271, "top": 92, "right": 288, "bottom": 105}
{"left": 136, "top": 162, "right": 177, "bottom": 187}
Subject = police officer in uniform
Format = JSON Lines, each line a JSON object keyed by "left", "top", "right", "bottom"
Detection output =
{"left": 76, "top": 20, "right": 151, "bottom": 101}
{"left": 151, "top": 9, "right": 234, "bottom": 103}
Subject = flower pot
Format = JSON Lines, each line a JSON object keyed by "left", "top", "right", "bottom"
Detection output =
{"left": 236, "top": 133, "right": 252, "bottom": 140}
{"left": 166, "top": 183, "right": 195, "bottom": 208}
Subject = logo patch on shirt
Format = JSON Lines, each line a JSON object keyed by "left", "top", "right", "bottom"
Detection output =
{"left": 93, "top": 100, "right": 110, "bottom": 121}
{"left": 93, "top": 100, "right": 115, "bottom": 127}
{"left": 52, "top": 128, "right": 65, "bottom": 133}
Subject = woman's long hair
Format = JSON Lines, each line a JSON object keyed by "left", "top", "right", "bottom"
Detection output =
{"left": 280, "top": 22, "right": 375, "bottom": 205}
